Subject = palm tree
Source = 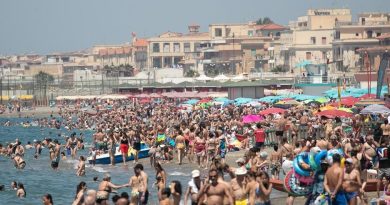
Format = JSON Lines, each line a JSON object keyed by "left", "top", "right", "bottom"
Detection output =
{"left": 34, "top": 71, "right": 54, "bottom": 105}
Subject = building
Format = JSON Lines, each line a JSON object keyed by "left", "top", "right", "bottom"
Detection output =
{"left": 287, "top": 9, "right": 352, "bottom": 74}
{"left": 132, "top": 37, "right": 148, "bottom": 70}
{"left": 93, "top": 45, "right": 133, "bottom": 67}
{"left": 147, "top": 25, "right": 210, "bottom": 70}
{"left": 333, "top": 13, "right": 390, "bottom": 72}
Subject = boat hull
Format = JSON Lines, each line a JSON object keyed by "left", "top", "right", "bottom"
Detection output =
{"left": 88, "top": 144, "right": 150, "bottom": 165}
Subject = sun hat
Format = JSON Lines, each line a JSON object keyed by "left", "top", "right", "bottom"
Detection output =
{"left": 191, "top": 170, "right": 200, "bottom": 178}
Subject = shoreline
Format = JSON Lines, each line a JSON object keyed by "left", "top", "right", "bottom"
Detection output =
{"left": 0, "top": 106, "right": 59, "bottom": 118}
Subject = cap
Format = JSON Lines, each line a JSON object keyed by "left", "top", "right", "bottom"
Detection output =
{"left": 236, "top": 158, "right": 245, "bottom": 164}
{"left": 345, "top": 158, "right": 353, "bottom": 164}
{"left": 235, "top": 168, "right": 247, "bottom": 175}
{"left": 191, "top": 170, "right": 200, "bottom": 178}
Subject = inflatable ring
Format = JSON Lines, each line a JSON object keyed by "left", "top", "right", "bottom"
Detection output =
{"left": 326, "top": 149, "right": 343, "bottom": 164}
{"left": 293, "top": 157, "right": 310, "bottom": 177}
{"left": 314, "top": 150, "right": 327, "bottom": 167}
{"left": 283, "top": 170, "right": 300, "bottom": 197}
{"left": 297, "top": 153, "right": 311, "bottom": 170}
{"left": 288, "top": 169, "right": 313, "bottom": 196}
{"left": 309, "top": 153, "right": 319, "bottom": 171}
{"left": 293, "top": 170, "right": 314, "bottom": 185}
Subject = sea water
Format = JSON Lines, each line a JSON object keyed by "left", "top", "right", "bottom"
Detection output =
{"left": 0, "top": 117, "right": 285, "bottom": 205}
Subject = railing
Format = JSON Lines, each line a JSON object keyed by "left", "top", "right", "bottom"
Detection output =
{"left": 336, "top": 21, "right": 390, "bottom": 27}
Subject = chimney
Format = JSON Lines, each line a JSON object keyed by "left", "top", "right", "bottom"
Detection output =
{"left": 188, "top": 24, "right": 200, "bottom": 34}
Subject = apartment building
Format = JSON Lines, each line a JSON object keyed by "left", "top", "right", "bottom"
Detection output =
{"left": 333, "top": 13, "right": 390, "bottom": 71}
{"left": 147, "top": 25, "right": 210, "bottom": 70}
{"left": 288, "top": 9, "right": 352, "bottom": 73}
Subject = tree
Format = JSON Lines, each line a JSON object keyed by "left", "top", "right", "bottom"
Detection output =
{"left": 271, "top": 65, "right": 288, "bottom": 73}
{"left": 34, "top": 71, "right": 54, "bottom": 105}
{"left": 256, "top": 17, "right": 274, "bottom": 25}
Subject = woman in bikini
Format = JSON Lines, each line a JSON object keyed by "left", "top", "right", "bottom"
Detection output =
{"left": 194, "top": 132, "right": 206, "bottom": 168}
{"left": 154, "top": 162, "right": 167, "bottom": 188}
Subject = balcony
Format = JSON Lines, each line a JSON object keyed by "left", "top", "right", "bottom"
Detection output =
{"left": 336, "top": 21, "right": 390, "bottom": 28}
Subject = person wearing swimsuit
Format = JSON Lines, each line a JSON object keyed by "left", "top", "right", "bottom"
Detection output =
{"left": 96, "top": 175, "right": 123, "bottom": 205}
{"left": 119, "top": 134, "right": 129, "bottom": 165}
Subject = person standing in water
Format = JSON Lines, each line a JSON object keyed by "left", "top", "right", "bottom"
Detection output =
{"left": 51, "top": 139, "right": 61, "bottom": 170}
{"left": 12, "top": 153, "right": 26, "bottom": 169}
{"left": 197, "top": 169, "right": 233, "bottom": 205}
{"left": 76, "top": 156, "right": 86, "bottom": 176}
{"left": 67, "top": 133, "right": 79, "bottom": 159}
{"left": 175, "top": 130, "right": 186, "bottom": 165}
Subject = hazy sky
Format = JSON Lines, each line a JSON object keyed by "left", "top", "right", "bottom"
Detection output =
{"left": 0, "top": 0, "right": 389, "bottom": 55}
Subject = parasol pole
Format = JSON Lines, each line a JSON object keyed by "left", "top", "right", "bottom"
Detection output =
{"left": 337, "top": 78, "right": 341, "bottom": 108}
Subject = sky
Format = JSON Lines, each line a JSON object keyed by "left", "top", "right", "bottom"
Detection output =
{"left": 0, "top": 0, "right": 389, "bottom": 55}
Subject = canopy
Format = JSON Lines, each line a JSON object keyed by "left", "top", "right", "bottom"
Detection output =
{"left": 231, "top": 75, "right": 246, "bottom": 81}
{"left": 196, "top": 74, "right": 213, "bottom": 81}
{"left": 214, "top": 97, "right": 230, "bottom": 103}
{"left": 213, "top": 74, "right": 230, "bottom": 82}
{"left": 242, "top": 115, "right": 263, "bottom": 123}
{"left": 360, "top": 94, "right": 376, "bottom": 99}
{"left": 331, "top": 97, "right": 359, "bottom": 107}
{"left": 316, "top": 110, "right": 353, "bottom": 118}
{"left": 258, "top": 96, "right": 285, "bottom": 103}
{"left": 243, "top": 101, "right": 263, "bottom": 107}
{"left": 259, "top": 108, "right": 286, "bottom": 115}
{"left": 149, "top": 93, "right": 163, "bottom": 98}
{"left": 360, "top": 104, "right": 390, "bottom": 115}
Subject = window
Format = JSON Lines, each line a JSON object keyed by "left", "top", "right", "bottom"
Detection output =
{"left": 248, "top": 30, "right": 254, "bottom": 37}
{"left": 322, "top": 37, "right": 327, "bottom": 45}
{"left": 306, "top": 52, "right": 312, "bottom": 60}
{"left": 163, "top": 43, "right": 170, "bottom": 52}
{"left": 173, "top": 43, "right": 180, "bottom": 53}
{"left": 194, "top": 42, "right": 201, "bottom": 52}
{"left": 226, "top": 28, "right": 231, "bottom": 37}
{"left": 367, "top": 30, "right": 373, "bottom": 38}
{"left": 152, "top": 43, "right": 160, "bottom": 53}
{"left": 215, "top": 28, "right": 222, "bottom": 37}
{"left": 335, "top": 31, "right": 340, "bottom": 40}
{"left": 354, "top": 47, "right": 360, "bottom": 54}
{"left": 251, "top": 49, "right": 256, "bottom": 57}
{"left": 310, "top": 37, "right": 316, "bottom": 44}
{"left": 184, "top": 43, "right": 191, "bottom": 52}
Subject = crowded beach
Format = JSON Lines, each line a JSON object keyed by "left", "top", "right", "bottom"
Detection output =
{"left": 1, "top": 87, "right": 390, "bottom": 205}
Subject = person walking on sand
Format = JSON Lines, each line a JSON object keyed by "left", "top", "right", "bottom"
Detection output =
{"left": 175, "top": 130, "right": 186, "bottom": 165}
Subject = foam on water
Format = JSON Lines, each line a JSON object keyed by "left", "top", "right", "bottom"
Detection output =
{"left": 169, "top": 171, "right": 190, "bottom": 176}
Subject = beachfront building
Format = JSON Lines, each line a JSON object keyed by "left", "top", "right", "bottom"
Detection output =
{"left": 333, "top": 13, "right": 390, "bottom": 72}
{"left": 287, "top": 9, "right": 352, "bottom": 74}
{"left": 147, "top": 25, "right": 210, "bottom": 72}
{"left": 203, "top": 22, "right": 287, "bottom": 75}
{"left": 93, "top": 45, "right": 133, "bottom": 67}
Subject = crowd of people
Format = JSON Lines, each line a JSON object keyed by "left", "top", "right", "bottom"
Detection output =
{"left": 1, "top": 97, "right": 390, "bottom": 204}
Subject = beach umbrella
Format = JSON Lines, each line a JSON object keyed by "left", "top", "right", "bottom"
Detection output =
{"left": 355, "top": 99, "right": 386, "bottom": 107}
{"left": 214, "top": 97, "right": 229, "bottom": 103}
{"left": 259, "top": 108, "right": 286, "bottom": 115}
{"left": 360, "top": 94, "right": 376, "bottom": 99}
{"left": 184, "top": 99, "right": 199, "bottom": 105}
{"left": 360, "top": 104, "right": 390, "bottom": 115}
{"left": 316, "top": 110, "right": 353, "bottom": 118}
{"left": 244, "top": 101, "right": 263, "bottom": 107}
{"left": 320, "top": 105, "right": 336, "bottom": 111}
{"left": 134, "top": 93, "right": 150, "bottom": 98}
{"left": 149, "top": 93, "right": 163, "bottom": 98}
{"left": 276, "top": 99, "right": 300, "bottom": 106}
{"left": 242, "top": 115, "right": 263, "bottom": 123}
{"left": 315, "top": 97, "right": 329, "bottom": 104}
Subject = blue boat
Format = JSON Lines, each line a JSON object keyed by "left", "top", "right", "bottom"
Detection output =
{"left": 87, "top": 143, "right": 150, "bottom": 165}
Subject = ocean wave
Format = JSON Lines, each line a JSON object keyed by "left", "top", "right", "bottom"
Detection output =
{"left": 169, "top": 171, "right": 190, "bottom": 176}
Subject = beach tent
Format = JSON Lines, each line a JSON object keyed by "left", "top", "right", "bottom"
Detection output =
{"left": 213, "top": 74, "right": 230, "bottom": 82}
{"left": 360, "top": 104, "right": 390, "bottom": 115}
{"left": 196, "top": 74, "right": 213, "bottom": 81}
